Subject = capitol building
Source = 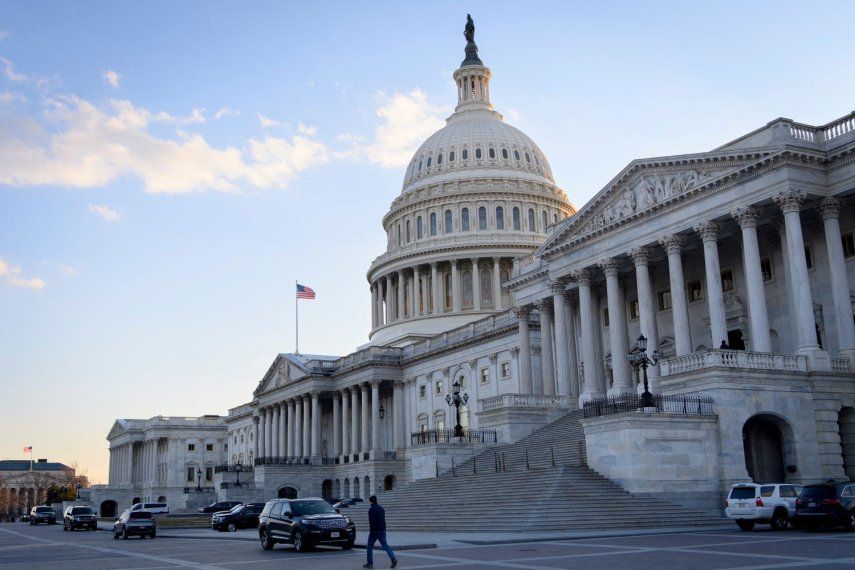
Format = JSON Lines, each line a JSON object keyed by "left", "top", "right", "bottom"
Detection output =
{"left": 90, "top": 19, "right": 855, "bottom": 525}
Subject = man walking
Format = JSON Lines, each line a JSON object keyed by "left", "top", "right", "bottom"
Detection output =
{"left": 364, "top": 495, "right": 397, "bottom": 568}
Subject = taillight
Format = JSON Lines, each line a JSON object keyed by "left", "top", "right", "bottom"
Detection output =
{"left": 756, "top": 498, "right": 764, "bottom": 507}
{"left": 822, "top": 498, "right": 840, "bottom": 505}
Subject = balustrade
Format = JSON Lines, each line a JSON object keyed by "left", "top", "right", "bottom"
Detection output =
{"left": 659, "top": 349, "right": 808, "bottom": 376}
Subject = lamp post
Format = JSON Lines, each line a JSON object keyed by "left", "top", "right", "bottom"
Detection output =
{"left": 444, "top": 380, "right": 469, "bottom": 438}
{"left": 378, "top": 403, "right": 385, "bottom": 421}
{"left": 196, "top": 467, "right": 202, "bottom": 492}
{"left": 627, "top": 334, "right": 659, "bottom": 409}
{"left": 234, "top": 462, "right": 243, "bottom": 488}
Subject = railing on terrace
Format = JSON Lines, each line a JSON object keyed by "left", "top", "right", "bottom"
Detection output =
{"left": 659, "top": 349, "right": 808, "bottom": 377}
{"left": 583, "top": 394, "right": 715, "bottom": 418}
{"left": 214, "top": 464, "right": 254, "bottom": 474}
{"left": 303, "top": 346, "right": 403, "bottom": 374}
{"left": 786, "top": 112, "right": 855, "bottom": 144}
{"left": 183, "top": 487, "right": 215, "bottom": 493}
{"left": 477, "top": 393, "right": 572, "bottom": 413}
{"left": 254, "top": 456, "right": 311, "bottom": 466}
{"left": 831, "top": 358, "right": 851, "bottom": 373}
{"left": 411, "top": 428, "right": 497, "bottom": 445}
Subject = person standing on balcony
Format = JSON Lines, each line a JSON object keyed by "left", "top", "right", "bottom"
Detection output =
{"left": 364, "top": 495, "right": 397, "bottom": 568}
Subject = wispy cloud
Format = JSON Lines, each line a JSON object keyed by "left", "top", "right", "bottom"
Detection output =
{"left": 0, "top": 30, "right": 9, "bottom": 41}
{"left": 339, "top": 89, "right": 447, "bottom": 168}
{"left": 257, "top": 113, "right": 288, "bottom": 129}
{"left": 0, "top": 257, "right": 46, "bottom": 290}
{"left": 0, "top": 57, "right": 26, "bottom": 82}
{"left": 102, "top": 70, "right": 120, "bottom": 88}
{"left": 214, "top": 106, "right": 238, "bottom": 120}
{"left": 88, "top": 204, "right": 121, "bottom": 223}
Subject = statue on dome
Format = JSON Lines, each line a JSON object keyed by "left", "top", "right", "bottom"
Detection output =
{"left": 464, "top": 14, "right": 475, "bottom": 43}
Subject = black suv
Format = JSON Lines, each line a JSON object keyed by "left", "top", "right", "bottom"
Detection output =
{"left": 29, "top": 506, "right": 56, "bottom": 525}
{"left": 198, "top": 501, "right": 242, "bottom": 514}
{"left": 63, "top": 505, "right": 97, "bottom": 531}
{"left": 258, "top": 498, "right": 355, "bottom": 552}
{"left": 212, "top": 502, "right": 265, "bottom": 532}
{"left": 795, "top": 482, "right": 855, "bottom": 530}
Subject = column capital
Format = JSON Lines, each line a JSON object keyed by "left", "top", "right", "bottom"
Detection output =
{"left": 332, "top": 391, "right": 341, "bottom": 401}
{"left": 535, "top": 298, "right": 553, "bottom": 311}
{"left": 310, "top": 391, "right": 320, "bottom": 400}
{"left": 512, "top": 305, "right": 531, "bottom": 320}
{"left": 731, "top": 205, "right": 761, "bottom": 228}
{"left": 531, "top": 345, "right": 542, "bottom": 355}
{"left": 597, "top": 257, "right": 621, "bottom": 276}
{"left": 370, "top": 380, "right": 380, "bottom": 388}
{"left": 658, "top": 234, "right": 686, "bottom": 254}
{"left": 694, "top": 220, "right": 722, "bottom": 242}
{"left": 430, "top": 261, "right": 437, "bottom": 268}
{"left": 628, "top": 246, "right": 652, "bottom": 266}
{"left": 570, "top": 268, "right": 593, "bottom": 286}
{"left": 450, "top": 258, "right": 458, "bottom": 267}
{"left": 471, "top": 257, "right": 479, "bottom": 266}
{"left": 492, "top": 256, "right": 501, "bottom": 264}
{"left": 548, "top": 279, "right": 566, "bottom": 294}
{"left": 509, "top": 346, "right": 520, "bottom": 358}
{"left": 360, "top": 382, "right": 369, "bottom": 393}
{"left": 489, "top": 353, "right": 498, "bottom": 364}
{"left": 819, "top": 196, "right": 842, "bottom": 220}
{"left": 773, "top": 189, "right": 806, "bottom": 213}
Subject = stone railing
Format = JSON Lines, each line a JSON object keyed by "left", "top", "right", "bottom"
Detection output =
{"left": 403, "top": 311, "right": 524, "bottom": 359}
{"left": 304, "top": 346, "right": 403, "bottom": 375}
{"left": 786, "top": 111, "right": 855, "bottom": 144}
{"left": 477, "top": 393, "right": 572, "bottom": 413}
{"left": 831, "top": 358, "right": 851, "bottom": 373}
{"left": 659, "top": 349, "right": 808, "bottom": 377}
{"left": 371, "top": 232, "right": 544, "bottom": 268}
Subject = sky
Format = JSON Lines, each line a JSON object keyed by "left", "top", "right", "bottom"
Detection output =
{"left": 1, "top": 0, "right": 853, "bottom": 484}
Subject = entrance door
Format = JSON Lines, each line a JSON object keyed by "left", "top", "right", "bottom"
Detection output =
{"left": 277, "top": 486, "right": 297, "bottom": 499}
{"left": 743, "top": 415, "right": 786, "bottom": 483}
{"left": 840, "top": 407, "right": 855, "bottom": 480}
{"left": 728, "top": 329, "right": 746, "bottom": 350}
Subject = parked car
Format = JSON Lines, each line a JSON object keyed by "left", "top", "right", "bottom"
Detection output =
{"left": 725, "top": 483, "right": 802, "bottom": 531}
{"left": 212, "top": 502, "right": 265, "bottom": 532}
{"left": 258, "top": 497, "right": 356, "bottom": 552}
{"left": 113, "top": 509, "right": 156, "bottom": 539}
{"left": 129, "top": 502, "right": 169, "bottom": 515}
{"left": 63, "top": 505, "right": 98, "bottom": 531}
{"left": 29, "top": 506, "right": 56, "bottom": 525}
{"left": 16, "top": 515, "right": 27, "bottom": 522}
{"left": 331, "top": 498, "right": 364, "bottom": 511}
{"left": 795, "top": 482, "right": 855, "bottom": 531}
{"left": 198, "top": 501, "right": 242, "bottom": 514}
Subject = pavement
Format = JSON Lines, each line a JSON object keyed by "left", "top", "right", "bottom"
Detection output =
{"left": 3, "top": 520, "right": 855, "bottom": 569}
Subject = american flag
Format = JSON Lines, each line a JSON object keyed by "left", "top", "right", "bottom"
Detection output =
{"left": 23, "top": 446, "right": 32, "bottom": 453}
{"left": 296, "top": 284, "right": 316, "bottom": 300}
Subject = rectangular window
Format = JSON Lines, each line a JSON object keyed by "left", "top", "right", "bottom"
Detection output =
{"left": 224, "top": 444, "right": 228, "bottom": 452}
{"left": 686, "top": 279, "right": 702, "bottom": 302}
{"left": 602, "top": 307, "right": 609, "bottom": 327}
{"left": 721, "top": 269, "right": 734, "bottom": 292}
{"left": 760, "top": 258, "right": 773, "bottom": 281}
{"left": 435, "top": 380, "right": 443, "bottom": 395}
{"left": 187, "top": 443, "right": 196, "bottom": 452}
{"left": 205, "top": 467, "right": 213, "bottom": 482}
{"left": 628, "top": 299, "right": 639, "bottom": 320}
{"left": 843, "top": 233, "right": 855, "bottom": 258}
{"left": 657, "top": 289, "right": 672, "bottom": 311}
{"left": 805, "top": 246, "right": 813, "bottom": 269}
{"left": 501, "top": 362, "right": 511, "bottom": 378}
{"left": 419, "top": 385, "right": 427, "bottom": 399}
{"left": 187, "top": 467, "right": 194, "bottom": 482}
{"left": 206, "top": 443, "right": 213, "bottom": 452}
{"left": 480, "top": 368, "right": 490, "bottom": 384}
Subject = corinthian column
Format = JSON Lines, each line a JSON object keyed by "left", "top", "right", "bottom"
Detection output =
{"left": 471, "top": 258, "right": 481, "bottom": 310}
{"left": 514, "top": 306, "right": 532, "bottom": 393}
{"left": 820, "top": 197, "right": 855, "bottom": 366}
{"left": 575, "top": 268, "right": 605, "bottom": 401}
{"left": 370, "top": 381, "right": 380, "bottom": 453}
{"left": 397, "top": 270, "right": 406, "bottom": 319}
{"left": 451, "top": 260, "right": 461, "bottom": 312}
{"left": 302, "top": 396, "right": 311, "bottom": 458}
{"left": 332, "top": 392, "right": 341, "bottom": 457}
{"left": 732, "top": 206, "right": 772, "bottom": 352}
{"left": 493, "top": 257, "right": 503, "bottom": 309}
{"left": 252, "top": 416, "right": 259, "bottom": 463}
{"left": 341, "top": 389, "right": 350, "bottom": 457}
{"left": 535, "top": 299, "right": 555, "bottom": 395}
{"left": 431, "top": 262, "right": 440, "bottom": 314}
{"left": 694, "top": 221, "right": 728, "bottom": 348}
{"left": 351, "top": 386, "right": 360, "bottom": 455}
{"left": 658, "top": 235, "right": 691, "bottom": 355}
{"left": 360, "top": 384, "right": 370, "bottom": 454}
{"left": 271, "top": 405, "right": 280, "bottom": 459}
{"left": 599, "top": 258, "right": 632, "bottom": 395}
{"left": 384, "top": 275, "right": 394, "bottom": 321}
{"left": 629, "top": 246, "right": 659, "bottom": 389}
{"left": 310, "top": 392, "right": 320, "bottom": 458}
{"left": 393, "top": 381, "right": 404, "bottom": 450}
{"left": 371, "top": 283, "right": 378, "bottom": 329}
{"left": 286, "top": 400, "right": 295, "bottom": 457}
{"left": 550, "top": 282, "right": 570, "bottom": 397}
{"left": 293, "top": 399, "right": 302, "bottom": 457}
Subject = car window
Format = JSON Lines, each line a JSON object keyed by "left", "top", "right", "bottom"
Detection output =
{"left": 729, "top": 487, "right": 756, "bottom": 500}
{"left": 35, "top": 507, "right": 53, "bottom": 513}
{"left": 779, "top": 486, "right": 795, "bottom": 498}
{"left": 801, "top": 485, "right": 835, "bottom": 499}
{"left": 270, "top": 502, "right": 283, "bottom": 517}
{"left": 760, "top": 486, "right": 775, "bottom": 498}
{"left": 130, "top": 511, "right": 153, "bottom": 519}
{"left": 291, "top": 500, "right": 336, "bottom": 516}
{"left": 842, "top": 486, "right": 853, "bottom": 498}
{"left": 71, "top": 507, "right": 93, "bottom": 515}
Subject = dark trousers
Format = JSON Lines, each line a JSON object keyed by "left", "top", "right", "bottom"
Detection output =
{"left": 367, "top": 530, "right": 395, "bottom": 565}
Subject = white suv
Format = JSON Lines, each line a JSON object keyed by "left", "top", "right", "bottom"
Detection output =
{"left": 725, "top": 483, "right": 802, "bottom": 531}
{"left": 129, "top": 502, "right": 169, "bottom": 515}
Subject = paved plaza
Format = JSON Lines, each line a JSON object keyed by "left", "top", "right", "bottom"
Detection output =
{"left": 2, "top": 523, "right": 855, "bottom": 569}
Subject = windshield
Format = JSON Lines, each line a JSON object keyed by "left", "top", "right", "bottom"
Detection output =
{"left": 729, "top": 487, "right": 756, "bottom": 500}
{"left": 35, "top": 507, "right": 54, "bottom": 513}
{"left": 71, "top": 507, "right": 93, "bottom": 515}
{"left": 291, "top": 500, "right": 337, "bottom": 516}
{"left": 229, "top": 505, "right": 245, "bottom": 514}
{"left": 801, "top": 486, "right": 835, "bottom": 499}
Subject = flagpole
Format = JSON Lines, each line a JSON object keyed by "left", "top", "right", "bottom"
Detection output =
{"left": 295, "top": 280, "right": 299, "bottom": 355}
{"left": 29, "top": 447, "right": 33, "bottom": 472}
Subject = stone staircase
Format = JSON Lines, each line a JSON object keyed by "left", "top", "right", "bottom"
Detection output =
{"left": 345, "top": 410, "right": 724, "bottom": 531}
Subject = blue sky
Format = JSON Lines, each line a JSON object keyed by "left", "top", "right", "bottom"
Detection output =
{"left": 1, "top": 0, "right": 853, "bottom": 482}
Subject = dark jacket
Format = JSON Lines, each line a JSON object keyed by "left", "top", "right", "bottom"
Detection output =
{"left": 368, "top": 503, "right": 386, "bottom": 532}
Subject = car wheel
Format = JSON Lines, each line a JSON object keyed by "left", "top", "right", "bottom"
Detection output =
{"left": 293, "top": 530, "right": 308, "bottom": 553}
{"left": 789, "top": 520, "right": 802, "bottom": 530}
{"left": 259, "top": 527, "right": 274, "bottom": 550}
{"left": 227, "top": 523, "right": 237, "bottom": 532}
{"left": 770, "top": 510, "right": 788, "bottom": 531}
{"left": 63, "top": 524, "right": 67, "bottom": 531}
{"left": 736, "top": 520, "right": 755, "bottom": 531}
{"left": 113, "top": 531, "right": 119, "bottom": 540}
{"left": 846, "top": 510, "right": 855, "bottom": 532}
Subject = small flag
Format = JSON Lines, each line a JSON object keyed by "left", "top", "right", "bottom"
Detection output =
{"left": 296, "top": 284, "right": 316, "bottom": 300}
{"left": 23, "top": 446, "right": 32, "bottom": 453}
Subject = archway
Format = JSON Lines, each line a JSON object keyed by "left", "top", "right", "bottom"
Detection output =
{"left": 157, "top": 495, "right": 166, "bottom": 503}
{"left": 277, "top": 486, "right": 297, "bottom": 499}
{"left": 131, "top": 497, "right": 141, "bottom": 505}
{"left": 384, "top": 475, "right": 395, "bottom": 491}
{"left": 839, "top": 407, "right": 855, "bottom": 480}
{"left": 364, "top": 476, "right": 371, "bottom": 499}
{"left": 321, "top": 480, "right": 333, "bottom": 502}
{"left": 353, "top": 477, "right": 360, "bottom": 499}
{"left": 100, "top": 500, "right": 118, "bottom": 518}
{"left": 743, "top": 414, "right": 793, "bottom": 483}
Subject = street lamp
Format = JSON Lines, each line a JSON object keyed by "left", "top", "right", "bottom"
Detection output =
{"left": 196, "top": 467, "right": 203, "bottom": 492}
{"left": 234, "top": 462, "right": 243, "bottom": 488}
{"left": 627, "top": 334, "right": 659, "bottom": 408}
{"left": 378, "top": 403, "right": 385, "bottom": 421}
{"left": 444, "top": 380, "right": 470, "bottom": 438}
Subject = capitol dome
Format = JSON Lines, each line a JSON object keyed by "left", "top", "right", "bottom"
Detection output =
{"left": 367, "top": 17, "right": 576, "bottom": 346}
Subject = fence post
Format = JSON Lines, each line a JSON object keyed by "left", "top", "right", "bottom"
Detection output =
{"left": 435, "top": 460, "right": 439, "bottom": 478}
{"left": 494, "top": 450, "right": 498, "bottom": 473}
{"left": 551, "top": 446, "right": 555, "bottom": 467}
{"left": 451, "top": 457, "right": 456, "bottom": 477}
{"left": 525, "top": 449, "right": 530, "bottom": 470}
{"left": 473, "top": 458, "right": 477, "bottom": 475}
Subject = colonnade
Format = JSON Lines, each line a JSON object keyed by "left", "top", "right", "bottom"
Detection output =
{"left": 109, "top": 439, "right": 162, "bottom": 486}
{"left": 371, "top": 256, "right": 508, "bottom": 328}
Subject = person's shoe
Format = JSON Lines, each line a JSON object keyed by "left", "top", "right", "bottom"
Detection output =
{"left": 391, "top": 559, "right": 398, "bottom": 568}
{"left": 363, "top": 565, "right": 373, "bottom": 569}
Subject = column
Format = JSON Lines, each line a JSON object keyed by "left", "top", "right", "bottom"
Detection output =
{"left": 451, "top": 260, "right": 461, "bottom": 312}
{"left": 258, "top": 410, "right": 266, "bottom": 458}
{"left": 493, "top": 257, "right": 503, "bottom": 310}
{"left": 732, "top": 206, "right": 772, "bottom": 352}
{"left": 565, "top": 294, "right": 581, "bottom": 400}
{"left": 384, "top": 275, "right": 394, "bottom": 321}
{"left": 311, "top": 393, "right": 320, "bottom": 457}
{"left": 550, "top": 282, "right": 570, "bottom": 397}
{"left": 302, "top": 396, "right": 311, "bottom": 457}
{"left": 286, "top": 400, "right": 295, "bottom": 457}
{"left": 658, "top": 236, "right": 692, "bottom": 355}
{"left": 332, "top": 392, "right": 341, "bottom": 457}
{"left": 411, "top": 266, "right": 420, "bottom": 317}
{"left": 431, "top": 262, "right": 440, "bottom": 314}
{"left": 360, "top": 384, "right": 370, "bottom": 454}
{"left": 341, "top": 389, "right": 351, "bottom": 457}
{"left": 575, "top": 268, "right": 605, "bottom": 401}
{"left": 421, "top": 267, "right": 430, "bottom": 317}
{"left": 629, "top": 247, "right": 660, "bottom": 389}
{"left": 351, "top": 386, "right": 360, "bottom": 455}
{"left": 599, "top": 258, "right": 632, "bottom": 395}
{"left": 514, "top": 306, "right": 533, "bottom": 393}
{"left": 472, "top": 258, "right": 481, "bottom": 310}
{"left": 397, "top": 270, "right": 406, "bottom": 320}
{"left": 820, "top": 197, "right": 855, "bottom": 364}
{"left": 393, "top": 381, "right": 404, "bottom": 450}
{"left": 371, "top": 283, "right": 378, "bottom": 329}
{"left": 370, "top": 381, "right": 380, "bottom": 453}
{"left": 271, "top": 404, "right": 280, "bottom": 458}
{"left": 694, "top": 221, "right": 728, "bottom": 348}
{"left": 278, "top": 403, "right": 287, "bottom": 457}
{"left": 252, "top": 416, "right": 259, "bottom": 464}
{"left": 293, "top": 399, "right": 302, "bottom": 457}
{"left": 536, "top": 299, "right": 555, "bottom": 395}
{"left": 152, "top": 440, "right": 159, "bottom": 484}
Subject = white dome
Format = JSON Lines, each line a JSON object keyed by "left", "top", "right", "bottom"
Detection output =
{"left": 401, "top": 110, "right": 556, "bottom": 194}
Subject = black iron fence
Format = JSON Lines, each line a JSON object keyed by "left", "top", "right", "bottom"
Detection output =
{"left": 214, "top": 464, "right": 254, "bottom": 474}
{"left": 583, "top": 394, "right": 714, "bottom": 418}
{"left": 410, "top": 428, "right": 498, "bottom": 445}
{"left": 254, "top": 456, "right": 311, "bottom": 466}
{"left": 183, "top": 487, "right": 215, "bottom": 493}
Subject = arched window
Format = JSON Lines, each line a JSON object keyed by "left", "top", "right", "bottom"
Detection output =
{"left": 541, "top": 210, "right": 547, "bottom": 231}
{"left": 488, "top": 147, "right": 495, "bottom": 159}
{"left": 426, "top": 156, "right": 432, "bottom": 168}
{"left": 461, "top": 208, "right": 470, "bottom": 231}
{"left": 406, "top": 219, "right": 411, "bottom": 243}
{"left": 444, "top": 272, "right": 452, "bottom": 309}
{"left": 444, "top": 210, "right": 453, "bottom": 234}
{"left": 500, "top": 269, "right": 510, "bottom": 293}
{"left": 417, "top": 216, "right": 423, "bottom": 239}
{"left": 534, "top": 153, "right": 540, "bottom": 165}
{"left": 512, "top": 207, "right": 521, "bottom": 230}
{"left": 528, "top": 208, "right": 536, "bottom": 231}
{"left": 462, "top": 149, "right": 469, "bottom": 160}
{"left": 480, "top": 269, "right": 492, "bottom": 307}
{"left": 437, "top": 153, "right": 443, "bottom": 165}
{"left": 418, "top": 159, "right": 422, "bottom": 171}
{"left": 514, "top": 150, "right": 520, "bottom": 161}
{"left": 434, "top": 410, "right": 446, "bottom": 431}
{"left": 502, "top": 148, "right": 508, "bottom": 159}
{"left": 462, "top": 270, "right": 473, "bottom": 307}
{"left": 525, "top": 152, "right": 531, "bottom": 163}
{"left": 478, "top": 207, "right": 487, "bottom": 230}
{"left": 496, "top": 206, "right": 504, "bottom": 230}
{"left": 417, "top": 413, "right": 428, "bottom": 432}
{"left": 430, "top": 212, "right": 437, "bottom": 236}
{"left": 553, "top": 212, "right": 558, "bottom": 223}
{"left": 397, "top": 223, "right": 402, "bottom": 246}
{"left": 475, "top": 148, "right": 482, "bottom": 159}
{"left": 449, "top": 151, "right": 455, "bottom": 162}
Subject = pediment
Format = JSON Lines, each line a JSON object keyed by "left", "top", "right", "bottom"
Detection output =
{"left": 107, "top": 420, "right": 127, "bottom": 440}
{"left": 254, "top": 354, "right": 303, "bottom": 396}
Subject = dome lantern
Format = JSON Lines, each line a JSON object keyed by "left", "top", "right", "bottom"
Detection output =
{"left": 454, "top": 14, "right": 493, "bottom": 114}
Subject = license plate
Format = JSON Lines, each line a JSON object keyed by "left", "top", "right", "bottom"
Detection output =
{"left": 330, "top": 532, "right": 340, "bottom": 538}
{"left": 808, "top": 502, "right": 816, "bottom": 507}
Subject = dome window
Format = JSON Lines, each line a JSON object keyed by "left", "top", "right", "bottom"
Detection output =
{"left": 461, "top": 208, "right": 470, "bottom": 231}
{"left": 462, "top": 149, "right": 469, "bottom": 160}
{"left": 437, "top": 153, "right": 443, "bottom": 165}
{"left": 418, "top": 160, "right": 422, "bottom": 171}
{"left": 449, "top": 151, "right": 455, "bottom": 162}
{"left": 478, "top": 206, "right": 487, "bottom": 230}
{"left": 488, "top": 147, "right": 496, "bottom": 159}
{"left": 534, "top": 154, "right": 540, "bottom": 165}
{"left": 512, "top": 207, "right": 521, "bottom": 230}
{"left": 475, "top": 148, "right": 482, "bottom": 159}
{"left": 496, "top": 206, "right": 505, "bottom": 230}
{"left": 426, "top": 156, "right": 432, "bottom": 168}
{"left": 553, "top": 212, "right": 558, "bottom": 223}
{"left": 444, "top": 210, "right": 453, "bottom": 233}
{"left": 430, "top": 212, "right": 437, "bottom": 236}
{"left": 502, "top": 148, "right": 508, "bottom": 159}
{"left": 514, "top": 150, "right": 521, "bottom": 161}
{"left": 417, "top": 216, "right": 424, "bottom": 239}
{"left": 528, "top": 208, "right": 536, "bottom": 231}
{"left": 406, "top": 220, "right": 411, "bottom": 243}
{"left": 525, "top": 152, "right": 531, "bottom": 163}
{"left": 541, "top": 210, "right": 547, "bottom": 231}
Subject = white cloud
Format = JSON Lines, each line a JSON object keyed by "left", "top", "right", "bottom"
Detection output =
{"left": 504, "top": 108, "right": 522, "bottom": 122}
{"left": 214, "top": 106, "right": 238, "bottom": 120}
{"left": 88, "top": 204, "right": 121, "bottom": 223}
{"left": 102, "top": 70, "right": 120, "bottom": 88}
{"left": 0, "top": 57, "right": 26, "bottom": 82}
{"left": 155, "top": 107, "right": 206, "bottom": 124}
{"left": 0, "top": 91, "right": 25, "bottom": 104}
{"left": 60, "top": 264, "right": 78, "bottom": 277}
{"left": 339, "top": 89, "right": 447, "bottom": 168}
{"left": 258, "top": 113, "right": 288, "bottom": 129}
{"left": 0, "top": 258, "right": 46, "bottom": 290}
